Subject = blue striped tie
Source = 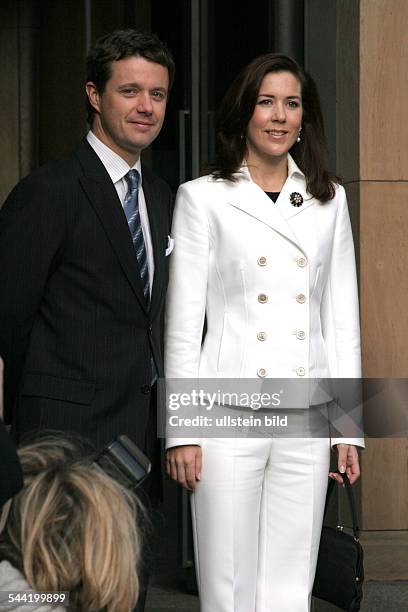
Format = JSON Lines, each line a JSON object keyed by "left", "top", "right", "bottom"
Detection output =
{"left": 124, "top": 170, "right": 157, "bottom": 383}
{"left": 123, "top": 170, "right": 150, "bottom": 305}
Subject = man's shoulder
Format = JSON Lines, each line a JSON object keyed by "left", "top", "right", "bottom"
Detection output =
{"left": 1, "top": 142, "right": 97, "bottom": 210}
{"left": 9, "top": 146, "right": 83, "bottom": 193}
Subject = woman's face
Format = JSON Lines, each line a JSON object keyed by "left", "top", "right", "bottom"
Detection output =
{"left": 245, "top": 70, "right": 303, "bottom": 165}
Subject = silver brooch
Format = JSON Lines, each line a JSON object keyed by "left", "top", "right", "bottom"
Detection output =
{"left": 290, "top": 192, "right": 303, "bottom": 207}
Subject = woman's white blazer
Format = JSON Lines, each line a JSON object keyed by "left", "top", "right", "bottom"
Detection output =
{"left": 165, "top": 155, "right": 363, "bottom": 447}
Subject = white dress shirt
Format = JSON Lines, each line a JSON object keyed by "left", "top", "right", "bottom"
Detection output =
{"left": 86, "top": 131, "right": 155, "bottom": 293}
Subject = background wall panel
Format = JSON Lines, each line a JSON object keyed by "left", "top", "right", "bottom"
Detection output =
{"left": 336, "top": 0, "right": 408, "bottom": 579}
{"left": 360, "top": 182, "right": 408, "bottom": 377}
{"left": 0, "top": 4, "right": 19, "bottom": 203}
{"left": 360, "top": 0, "right": 408, "bottom": 180}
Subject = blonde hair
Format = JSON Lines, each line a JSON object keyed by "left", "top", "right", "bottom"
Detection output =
{"left": 0, "top": 435, "right": 141, "bottom": 611}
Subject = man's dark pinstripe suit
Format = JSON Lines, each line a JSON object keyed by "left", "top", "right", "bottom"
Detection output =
{"left": 0, "top": 139, "right": 172, "bottom": 473}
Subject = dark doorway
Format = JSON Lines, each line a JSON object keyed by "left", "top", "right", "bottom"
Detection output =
{"left": 151, "top": 0, "right": 276, "bottom": 191}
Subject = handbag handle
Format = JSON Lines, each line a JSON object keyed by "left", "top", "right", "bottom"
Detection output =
{"left": 324, "top": 471, "right": 360, "bottom": 540}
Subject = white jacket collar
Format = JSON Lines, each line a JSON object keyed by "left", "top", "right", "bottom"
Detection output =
{"left": 238, "top": 153, "right": 305, "bottom": 182}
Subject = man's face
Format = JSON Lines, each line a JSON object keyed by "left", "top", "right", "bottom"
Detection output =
{"left": 86, "top": 56, "right": 169, "bottom": 165}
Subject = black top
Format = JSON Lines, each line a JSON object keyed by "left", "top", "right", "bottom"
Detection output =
{"left": 265, "top": 191, "right": 280, "bottom": 203}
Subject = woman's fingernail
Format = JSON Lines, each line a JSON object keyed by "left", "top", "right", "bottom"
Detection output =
{"left": 197, "top": 473, "right": 201, "bottom": 481}
{"left": 339, "top": 465, "right": 345, "bottom": 473}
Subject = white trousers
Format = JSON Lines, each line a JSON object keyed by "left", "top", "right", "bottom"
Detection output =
{"left": 191, "top": 436, "right": 330, "bottom": 612}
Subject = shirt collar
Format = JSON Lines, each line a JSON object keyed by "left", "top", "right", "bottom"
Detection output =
{"left": 86, "top": 131, "right": 142, "bottom": 185}
{"left": 239, "top": 153, "right": 305, "bottom": 182}
{"left": 287, "top": 153, "right": 304, "bottom": 179}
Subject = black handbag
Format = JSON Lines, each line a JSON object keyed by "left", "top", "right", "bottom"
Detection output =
{"left": 312, "top": 472, "right": 364, "bottom": 611}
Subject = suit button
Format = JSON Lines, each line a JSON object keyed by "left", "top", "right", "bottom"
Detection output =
{"left": 296, "top": 367, "right": 306, "bottom": 376}
{"left": 147, "top": 324, "right": 153, "bottom": 333}
{"left": 257, "top": 256, "right": 267, "bottom": 266}
{"left": 258, "top": 293, "right": 268, "bottom": 304}
{"left": 257, "top": 368, "right": 267, "bottom": 377}
{"left": 297, "top": 257, "right": 307, "bottom": 267}
{"left": 296, "top": 293, "right": 306, "bottom": 304}
{"left": 257, "top": 332, "right": 267, "bottom": 341}
{"left": 296, "top": 330, "right": 306, "bottom": 340}
{"left": 141, "top": 384, "right": 150, "bottom": 394}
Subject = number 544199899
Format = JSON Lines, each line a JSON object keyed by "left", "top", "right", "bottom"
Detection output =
{"left": 0, "top": 591, "right": 69, "bottom": 606}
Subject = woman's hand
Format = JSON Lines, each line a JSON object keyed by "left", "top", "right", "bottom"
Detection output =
{"left": 166, "top": 445, "right": 202, "bottom": 491}
{"left": 329, "top": 444, "right": 360, "bottom": 485}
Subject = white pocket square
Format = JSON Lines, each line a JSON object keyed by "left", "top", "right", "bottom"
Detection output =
{"left": 165, "top": 236, "right": 175, "bottom": 256}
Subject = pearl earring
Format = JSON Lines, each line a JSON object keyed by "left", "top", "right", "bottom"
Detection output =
{"left": 297, "top": 128, "right": 302, "bottom": 143}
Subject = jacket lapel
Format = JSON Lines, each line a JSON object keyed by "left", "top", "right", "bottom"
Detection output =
{"left": 142, "top": 169, "right": 165, "bottom": 320}
{"left": 225, "top": 168, "right": 301, "bottom": 249}
{"left": 76, "top": 140, "right": 149, "bottom": 313}
{"left": 277, "top": 175, "right": 315, "bottom": 221}
{"left": 275, "top": 174, "right": 315, "bottom": 254}
{"left": 226, "top": 155, "right": 315, "bottom": 255}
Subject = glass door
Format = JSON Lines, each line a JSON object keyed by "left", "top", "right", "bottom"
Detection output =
{"left": 151, "top": 0, "right": 275, "bottom": 190}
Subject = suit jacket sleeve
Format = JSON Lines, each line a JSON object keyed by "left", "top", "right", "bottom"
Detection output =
{"left": 0, "top": 419, "right": 23, "bottom": 505}
{"left": 0, "top": 178, "right": 65, "bottom": 422}
{"left": 320, "top": 186, "right": 364, "bottom": 447}
{"left": 165, "top": 182, "right": 210, "bottom": 448}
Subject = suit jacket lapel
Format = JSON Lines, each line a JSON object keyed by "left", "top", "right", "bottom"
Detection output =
{"left": 142, "top": 168, "right": 165, "bottom": 320}
{"left": 226, "top": 156, "right": 315, "bottom": 255}
{"left": 75, "top": 140, "right": 149, "bottom": 313}
{"left": 226, "top": 175, "right": 302, "bottom": 249}
{"left": 275, "top": 174, "right": 316, "bottom": 254}
{"left": 277, "top": 175, "right": 315, "bottom": 221}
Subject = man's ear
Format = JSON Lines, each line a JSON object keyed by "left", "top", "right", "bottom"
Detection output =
{"left": 86, "top": 82, "right": 101, "bottom": 114}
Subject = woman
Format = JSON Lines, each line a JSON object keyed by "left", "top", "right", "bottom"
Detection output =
{"left": 165, "top": 54, "right": 363, "bottom": 612}
{"left": 0, "top": 435, "right": 141, "bottom": 611}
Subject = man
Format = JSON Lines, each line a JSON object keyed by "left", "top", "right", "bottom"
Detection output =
{"left": 0, "top": 30, "right": 174, "bottom": 610}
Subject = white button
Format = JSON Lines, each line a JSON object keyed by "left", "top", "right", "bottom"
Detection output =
{"left": 296, "top": 367, "right": 306, "bottom": 376}
{"left": 257, "top": 332, "right": 267, "bottom": 341}
{"left": 297, "top": 257, "right": 307, "bottom": 267}
{"left": 257, "top": 368, "right": 267, "bottom": 378}
{"left": 258, "top": 294, "right": 268, "bottom": 304}
{"left": 296, "top": 293, "right": 306, "bottom": 304}
{"left": 296, "top": 330, "right": 306, "bottom": 340}
{"left": 257, "top": 256, "right": 267, "bottom": 266}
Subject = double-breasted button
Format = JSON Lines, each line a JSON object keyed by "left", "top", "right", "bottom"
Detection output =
{"left": 296, "top": 330, "right": 306, "bottom": 340}
{"left": 258, "top": 293, "right": 268, "bottom": 304}
{"left": 141, "top": 384, "right": 151, "bottom": 394}
{"left": 297, "top": 257, "right": 307, "bottom": 268}
{"left": 296, "top": 367, "right": 306, "bottom": 377}
{"left": 257, "top": 332, "right": 267, "bottom": 341}
{"left": 257, "top": 368, "right": 268, "bottom": 378}
{"left": 296, "top": 293, "right": 306, "bottom": 304}
{"left": 257, "top": 256, "right": 267, "bottom": 266}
